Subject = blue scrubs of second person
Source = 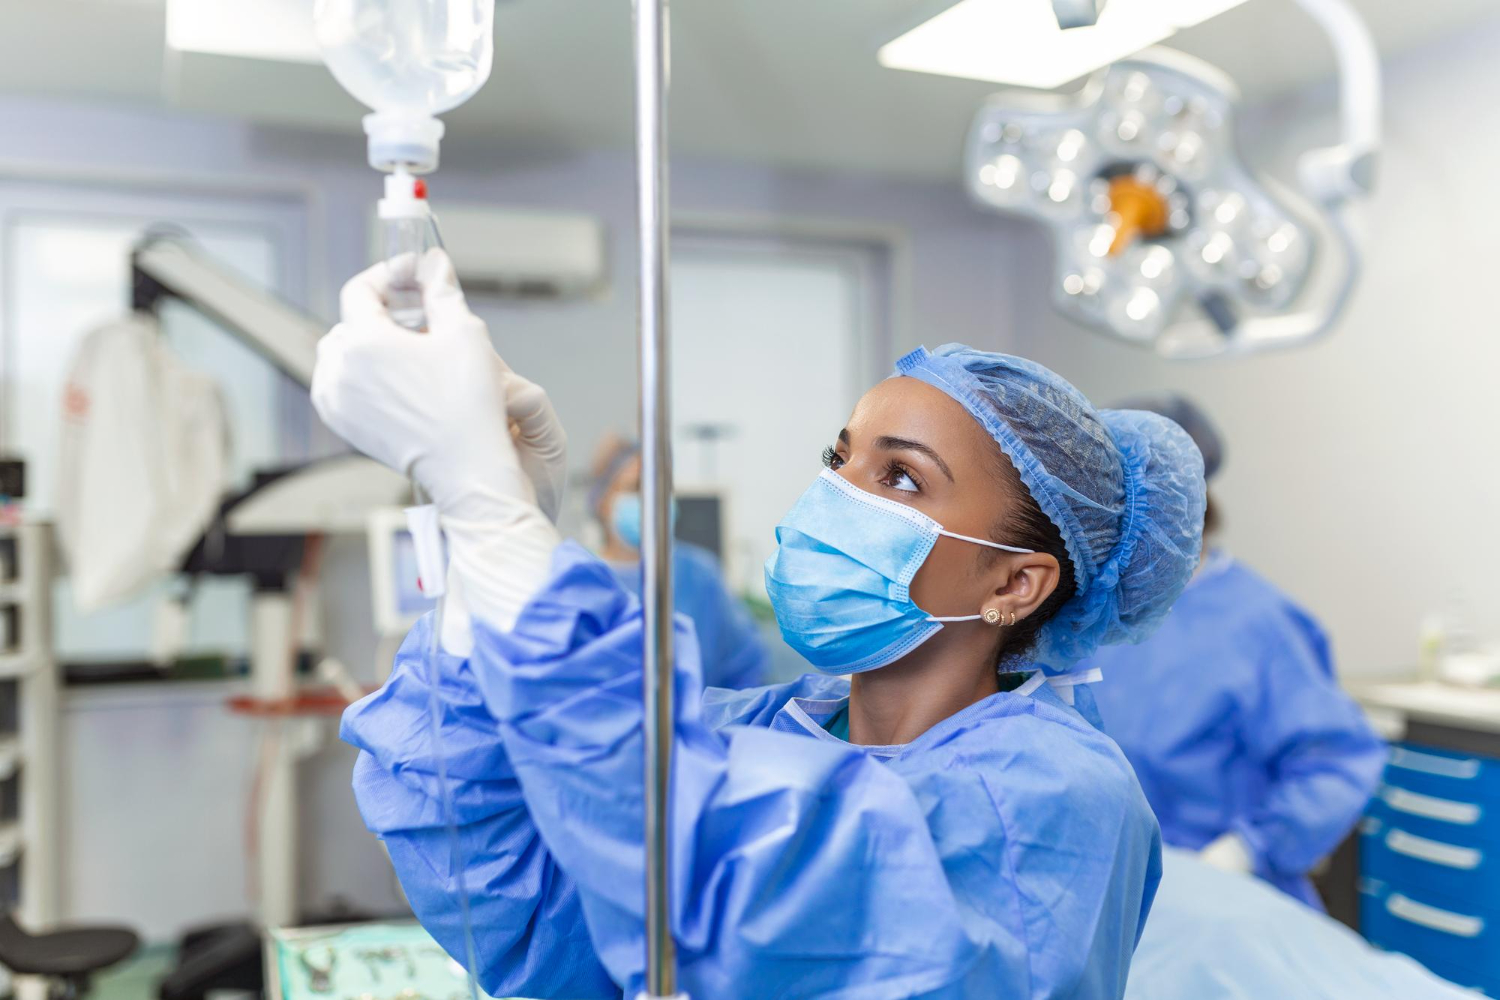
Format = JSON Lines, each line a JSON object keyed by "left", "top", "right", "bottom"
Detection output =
{"left": 343, "top": 543, "right": 1163, "bottom": 999}
{"left": 608, "top": 541, "right": 767, "bottom": 690}
{"left": 1088, "top": 553, "right": 1385, "bottom": 907}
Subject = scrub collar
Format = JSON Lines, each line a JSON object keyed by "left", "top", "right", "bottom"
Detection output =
{"left": 770, "top": 667, "right": 1105, "bottom": 758}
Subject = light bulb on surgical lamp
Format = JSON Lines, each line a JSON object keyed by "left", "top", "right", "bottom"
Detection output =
{"left": 956, "top": 0, "right": 1380, "bottom": 358}
{"left": 1052, "top": 0, "right": 1107, "bottom": 30}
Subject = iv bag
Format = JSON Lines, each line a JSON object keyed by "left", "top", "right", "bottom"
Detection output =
{"left": 314, "top": 0, "right": 495, "bottom": 170}
{"left": 315, "top": 0, "right": 494, "bottom": 116}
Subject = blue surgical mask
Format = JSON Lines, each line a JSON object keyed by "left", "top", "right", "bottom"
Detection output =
{"left": 610, "top": 493, "right": 679, "bottom": 550}
{"left": 764, "top": 469, "right": 1033, "bottom": 674}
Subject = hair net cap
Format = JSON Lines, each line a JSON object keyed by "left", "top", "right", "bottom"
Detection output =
{"left": 1111, "top": 393, "right": 1223, "bottom": 480}
{"left": 895, "top": 345, "right": 1206, "bottom": 672}
{"left": 586, "top": 438, "right": 640, "bottom": 514}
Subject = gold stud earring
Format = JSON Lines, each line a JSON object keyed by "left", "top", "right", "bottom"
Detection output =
{"left": 983, "top": 608, "right": 1002, "bottom": 625}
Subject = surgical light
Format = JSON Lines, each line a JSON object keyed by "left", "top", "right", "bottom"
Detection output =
{"left": 958, "top": 0, "right": 1380, "bottom": 357}
{"left": 1052, "top": 0, "right": 1108, "bottom": 30}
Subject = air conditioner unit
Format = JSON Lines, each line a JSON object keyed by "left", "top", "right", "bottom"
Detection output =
{"left": 376, "top": 204, "right": 608, "bottom": 301}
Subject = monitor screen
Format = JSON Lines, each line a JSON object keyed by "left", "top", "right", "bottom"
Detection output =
{"left": 675, "top": 492, "right": 723, "bottom": 559}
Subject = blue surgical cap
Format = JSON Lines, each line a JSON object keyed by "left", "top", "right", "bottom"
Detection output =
{"left": 895, "top": 345, "right": 1206, "bottom": 672}
{"left": 586, "top": 439, "right": 640, "bottom": 515}
{"left": 1111, "top": 393, "right": 1223, "bottom": 480}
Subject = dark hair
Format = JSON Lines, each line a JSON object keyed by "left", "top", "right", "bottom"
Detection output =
{"left": 982, "top": 451, "right": 1077, "bottom": 666}
{"left": 1203, "top": 490, "right": 1220, "bottom": 537}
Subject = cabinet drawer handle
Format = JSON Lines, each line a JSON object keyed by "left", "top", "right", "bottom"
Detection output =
{"left": 1390, "top": 747, "right": 1482, "bottom": 780}
{"left": 1386, "top": 893, "right": 1484, "bottom": 938}
{"left": 1382, "top": 786, "right": 1482, "bottom": 825}
{"left": 1387, "top": 829, "right": 1482, "bottom": 869}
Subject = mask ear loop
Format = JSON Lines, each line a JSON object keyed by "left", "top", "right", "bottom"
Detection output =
{"left": 923, "top": 530, "right": 1033, "bottom": 623}
{"left": 937, "top": 528, "right": 1033, "bottom": 553}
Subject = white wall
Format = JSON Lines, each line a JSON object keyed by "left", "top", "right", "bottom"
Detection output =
{"left": 1015, "top": 16, "right": 1500, "bottom": 678}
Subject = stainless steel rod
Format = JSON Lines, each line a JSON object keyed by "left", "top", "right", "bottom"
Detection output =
{"left": 634, "top": 0, "right": 678, "bottom": 995}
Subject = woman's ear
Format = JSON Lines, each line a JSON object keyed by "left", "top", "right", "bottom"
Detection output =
{"left": 979, "top": 553, "right": 1060, "bottom": 624}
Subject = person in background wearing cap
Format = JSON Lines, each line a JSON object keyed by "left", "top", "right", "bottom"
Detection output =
{"left": 1087, "top": 394, "right": 1385, "bottom": 910}
{"left": 587, "top": 434, "right": 768, "bottom": 691}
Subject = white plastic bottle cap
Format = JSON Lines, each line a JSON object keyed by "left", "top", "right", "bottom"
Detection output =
{"left": 364, "top": 111, "right": 446, "bottom": 174}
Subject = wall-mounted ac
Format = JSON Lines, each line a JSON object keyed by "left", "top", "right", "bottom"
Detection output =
{"left": 398, "top": 204, "right": 608, "bottom": 300}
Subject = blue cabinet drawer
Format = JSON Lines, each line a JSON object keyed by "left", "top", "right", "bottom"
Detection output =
{"left": 1414, "top": 956, "right": 1499, "bottom": 997}
{"left": 1362, "top": 813, "right": 1498, "bottom": 908}
{"left": 1360, "top": 877, "right": 1500, "bottom": 981}
{"left": 1385, "top": 743, "right": 1500, "bottom": 804}
{"left": 1367, "top": 785, "right": 1492, "bottom": 850}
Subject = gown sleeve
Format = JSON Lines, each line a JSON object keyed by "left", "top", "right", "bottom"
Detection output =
{"left": 341, "top": 617, "right": 620, "bottom": 999}
{"left": 1229, "top": 608, "right": 1387, "bottom": 879}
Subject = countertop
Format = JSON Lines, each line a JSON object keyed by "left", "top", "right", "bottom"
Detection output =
{"left": 1352, "top": 680, "right": 1500, "bottom": 736}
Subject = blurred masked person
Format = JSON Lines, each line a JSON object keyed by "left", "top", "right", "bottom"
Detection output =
{"left": 1088, "top": 394, "right": 1385, "bottom": 908}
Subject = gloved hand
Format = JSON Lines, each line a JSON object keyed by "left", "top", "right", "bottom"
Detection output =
{"left": 408, "top": 259, "right": 569, "bottom": 522}
{"left": 502, "top": 368, "right": 568, "bottom": 524}
{"left": 1199, "top": 832, "right": 1254, "bottom": 874}
{"left": 313, "top": 250, "right": 561, "bottom": 640}
{"left": 313, "top": 250, "right": 533, "bottom": 519}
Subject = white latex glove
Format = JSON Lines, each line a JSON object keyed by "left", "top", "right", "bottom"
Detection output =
{"left": 312, "top": 250, "right": 560, "bottom": 639}
{"left": 502, "top": 368, "right": 568, "bottom": 524}
{"left": 314, "top": 250, "right": 530, "bottom": 516}
{"left": 409, "top": 259, "right": 569, "bottom": 522}
{"left": 1199, "top": 832, "right": 1254, "bottom": 874}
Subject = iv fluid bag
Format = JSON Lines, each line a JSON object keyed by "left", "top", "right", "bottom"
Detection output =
{"left": 314, "top": 0, "right": 495, "bottom": 117}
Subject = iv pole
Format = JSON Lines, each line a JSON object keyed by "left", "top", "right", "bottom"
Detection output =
{"left": 633, "top": 0, "right": 683, "bottom": 997}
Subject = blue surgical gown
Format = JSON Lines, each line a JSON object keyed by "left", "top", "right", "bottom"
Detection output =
{"left": 608, "top": 541, "right": 767, "bottom": 690}
{"left": 343, "top": 542, "right": 1162, "bottom": 999}
{"left": 1087, "top": 554, "right": 1385, "bottom": 908}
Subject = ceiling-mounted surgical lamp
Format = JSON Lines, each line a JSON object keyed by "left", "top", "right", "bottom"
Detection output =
{"left": 961, "top": 0, "right": 1378, "bottom": 358}
{"left": 1052, "top": 0, "right": 1107, "bottom": 30}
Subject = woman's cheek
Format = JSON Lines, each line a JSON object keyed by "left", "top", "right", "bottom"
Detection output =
{"left": 910, "top": 539, "right": 980, "bottom": 617}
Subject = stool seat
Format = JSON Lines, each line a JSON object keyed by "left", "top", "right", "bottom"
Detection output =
{"left": 0, "top": 913, "right": 139, "bottom": 978}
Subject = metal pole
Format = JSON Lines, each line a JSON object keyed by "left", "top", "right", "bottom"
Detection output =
{"left": 633, "top": 0, "right": 679, "bottom": 996}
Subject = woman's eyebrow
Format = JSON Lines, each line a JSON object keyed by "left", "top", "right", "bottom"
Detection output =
{"left": 876, "top": 435, "right": 955, "bottom": 482}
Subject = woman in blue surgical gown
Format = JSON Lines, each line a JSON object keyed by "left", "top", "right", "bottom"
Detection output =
{"left": 311, "top": 253, "right": 1208, "bottom": 999}
{"left": 1087, "top": 395, "right": 1385, "bottom": 909}
{"left": 586, "top": 435, "right": 767, "bottom": 690}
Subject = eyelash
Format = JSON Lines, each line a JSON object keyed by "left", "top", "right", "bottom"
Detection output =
{"left": 820, "top": 447, "right": 920, "bottom": 493}
{"left": 883, "top": 460, "right": 920, "bottom": 493}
